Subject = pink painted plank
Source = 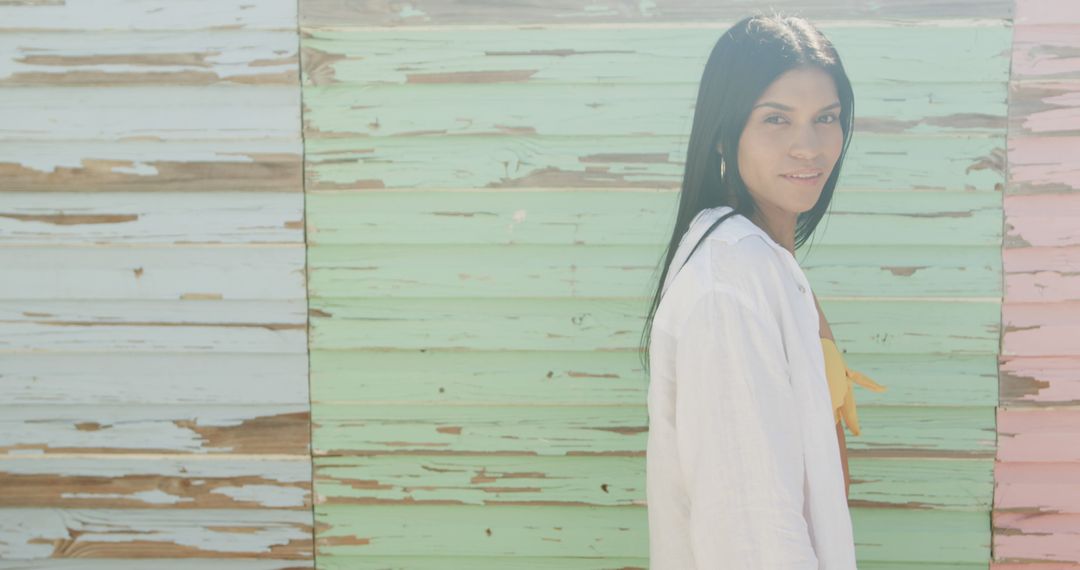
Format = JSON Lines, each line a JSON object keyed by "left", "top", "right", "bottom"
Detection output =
{"left": 1017, "top": 0, "right": 1080, "bottom": 25}
{"left": 1007, "top": 194, "right": 1080, "bottom": 217}
{"left": 1005, "top": 247, "right": 1080, "bottom": 302}
{"left": 997, "top": 408, "right": 1080, "bottom": 462}
{"left": 1007, "top": 136, "right": 1080, "bottom": 193}
{"left": 1006, "top": 194, "right": 1080, "bottom": 247}
{"left": 1002, "top": 302, "right": 1080, "bottom": 356}
{"left": 992, "top": 564, "right": 1080, "bottom": 570}
{"left": 1001, "top": 355, "right": 1080, "bottom": 406}
{"left": 995, "top": 461, "right": 1080, "bottom": 512}
{"left": 1012, "top": 24, "right": 1080, "bottom": 79}
{"left": 994, "top": 511, "right": 1080, "bottom": 563}
{"left": 1008, "top": 81, "right": 1080, "bottom": 137}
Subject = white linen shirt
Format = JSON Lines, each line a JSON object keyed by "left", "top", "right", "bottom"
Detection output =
{"left": 646, "top": 206, "right": 858, "bottom": 569}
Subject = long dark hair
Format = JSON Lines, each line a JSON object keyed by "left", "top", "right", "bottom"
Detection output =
{"left": 639, "top": 12, "right": 856, "bottom": 374}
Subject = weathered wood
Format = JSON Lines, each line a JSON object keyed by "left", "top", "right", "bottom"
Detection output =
{"left": 0, "top": 0, "right": 296, "bottom": 31}
{"left": 313, "top": 454, "right": 990, "bottom": 510}
{"left": 1013, "top": 24, "right": 1080, "bottom": 82}
{"left": 0, "top": 140, "right": 301, "bottom": 193}
{"left": 997, "top": 408, "right": 1080, "bottom": 462}
{"left": 1, "top": 246, "right": 304, "bottom": 300}
{"left": 309, "top": 243, "right": 1001, "bottom": 299}
{"left": 0, "top": 192, "right": 304, "bottom": 243}
{"left": 311, "top": 504, "right": 987, "bottom": 563}
{"left": 0, "top": 457, "right": 310, "bottom": 509}
{"left": 306, "top": 190, "right": 1001, "bottom": 246}
{"left": 1003, "top": 301, "right": 1080, "bottom": 357}
{"left": 308, "top": 297, "right": 999, "bottom": 353}
{"left": 302, "top": 80, "right": 1006, "bottom": 139}
{"left": 0, "top": 405, "right": 310, "bottom": 456}
{"left": 0, "top": 508, "right": 312, "bottom": 559}
{"left": 2, "top": 353, "right": 309, "bottom": 406}
{"left": 300, "top": 25, "right": 1009, "bottom": 87}
{"left": 0, "top": 562, "right": 312, "bottom": 570}
{"left": 300, "top": 1, "right": 1012, "bottom": 27}
{"left": 311, "top": 404, "right": 994, "bottom": 458}
{"left": 0, "top": 86, "right": 301, "bottom": 142}
{"left": 0, "top": 300, "right": 305, "bottom": 354}
{"left": 0, "top": 32, "right": 298, "bottom": 86}
{"left": 304, "top": 134, "right": 1005, "bottom": 191}
{"left": 310, "top": 349, "right": 996, "bottom": 407}
{"left": 995, "top": 461, "right": 1080, "bottom": 513}
{"left": 1000, "top": 355, "right": 1080, "bottom": 407}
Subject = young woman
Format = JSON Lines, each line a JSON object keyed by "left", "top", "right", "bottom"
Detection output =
{"left": 640, "top": 13, "right": 883, "bottom": 569}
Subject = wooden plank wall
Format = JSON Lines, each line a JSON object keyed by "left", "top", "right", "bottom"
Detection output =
{"left": 0, "top": 1, "right": 313, "bottom": 567}
{"left": 300, "top": 2, "right": 1008, "bottom": 568}
{"left": 995, "top": 0, "right": 1080, "bottom": 568}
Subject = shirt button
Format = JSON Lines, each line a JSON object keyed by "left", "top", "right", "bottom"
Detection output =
{"left": 797, "top": 283, "right": 806, "bottom": 293}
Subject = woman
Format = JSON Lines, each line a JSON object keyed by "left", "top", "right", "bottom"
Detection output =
{"left": 640, "top": 12, "right": 884, "bottom": 569}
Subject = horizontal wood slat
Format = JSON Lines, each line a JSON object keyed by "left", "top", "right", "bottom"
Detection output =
{"left": 311, "top": 350, "right": 997, "bottom": 407}
{"left": 0, "top": 457, "right": 311, "bottom": 509}
{"left": 311, "top": 404, "right": 994, "bottom": 458}
{"left": 306, "top": 190, "right": 1001, "bottom": 246}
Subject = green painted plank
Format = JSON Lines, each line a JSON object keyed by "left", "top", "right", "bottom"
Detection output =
{"left": 847, "top": 457, "right": 993, "bottom": 511}
{"left": 309, "top": 298, "right": 999, "bottom": 353}
{"left": 306, "top": 190, "right": 1001, "bottom": 246}
{"left": 302, "top": 80, "right": 1006, "bottom": 138}
{"left": 312, "top": 405, "right": 994, "bottom": 458}
{"left": 314, "top": 504, "right": 989, "bottom": 563}
{"left": 315, "top": 556, "right": 647, "bottom": 570}
{"left": 308, "top": 243, "right": 1001, "bottom": 299}
{"left": 852, "top": 508, "right": 990, "bottom": 564}
{"left": 299, "top": 0, "right": 1013, "bottom": 27}
{"left": 304, "top": 132, "right": 1005, "bottom": 191}
{"left": 314, "top": 455, "right": 991, "bottom": 511}
{"left": 313, "top": 558, "right": 988, "bottom": 570}
{"left": 301, "top": 25, "right": 1010, "bottom": 86}
{"left": 310, "top": 350, "right": 998, "bottom": 408}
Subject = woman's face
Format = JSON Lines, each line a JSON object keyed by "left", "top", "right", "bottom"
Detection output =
{"left": 732, "top": 66, "right": 844, "bottom": 222}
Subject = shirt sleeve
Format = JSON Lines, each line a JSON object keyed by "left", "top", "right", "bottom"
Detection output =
{"left": 673, "top": 286, "right": 818, "bottom": 569}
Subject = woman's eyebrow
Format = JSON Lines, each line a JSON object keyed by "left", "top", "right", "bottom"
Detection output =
{"left": 752, "top": 101, "right": 841, "bottom": 112}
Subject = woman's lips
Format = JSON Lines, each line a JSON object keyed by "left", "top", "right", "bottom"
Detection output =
{"left": 781, "top": 172, "right": 822, "bottom": 185}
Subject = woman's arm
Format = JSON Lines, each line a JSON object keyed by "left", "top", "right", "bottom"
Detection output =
{"left": 813, "top": 291, "right": 851, "bottom": 499}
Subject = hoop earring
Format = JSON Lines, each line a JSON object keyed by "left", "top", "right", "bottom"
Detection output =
{"left": 719, "top": 153, "right": 726, "bottom": 179}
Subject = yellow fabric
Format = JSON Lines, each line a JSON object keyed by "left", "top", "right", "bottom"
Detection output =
{"left": 820, "top": 337, "right": 888, "bottom": 436}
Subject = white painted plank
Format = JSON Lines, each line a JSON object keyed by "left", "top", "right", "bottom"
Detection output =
{"left": 0, "top": 561, "right": 311, "bottom": 569}
{"left": 0, "top": 86, "right": 300, "bottom": 142}
{"left": 0, "top": 0, "right": 296, "bottom": 31}
{"left": 0, "top": 508, "right": 312, "bottom": 559}
{"left": 0, "top": 193, "right": 303, "bottom": 245}
{"left": 0, "top": 138, "right": 301, "bottom": 193}
{"left": 0, "top": 299, "right": 306, "bottom": 353}
{"left": 0, "top": 32, "right": 298, "bottom": 85}
{"left": 0, "top": 456, "right": 310, "bottom": 509}
{"left": 0, "top": 246, "right": 305, "bottom": 300}
{"left": 0, "top": 404, "right": 309, "bottom": 455}
{"left": 0, "top": 352, "right": 309, "bottom": 405}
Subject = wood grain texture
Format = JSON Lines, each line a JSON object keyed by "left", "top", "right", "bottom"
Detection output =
{"left": 994, "top": 1, "right": 1080, "bottom": 567}
{"left": 303, "top": 15, "right": 1006, "bottom": 566}
{"left": 299, "top": 4, "right": 1013, "bottom": 33}
{"left": 0, "top": 0, "right": 312, "bottom": 564}
{"left": 0, "top": 193, "right": 304, "bottom": 243}
{"left": 0, "top": 509, "right": 312, "bottom": 559}
{"left": 307, "top": 190, "right": 1002, "bottom": 246}
{"left": 310, "top": 350, "right": 996, "bottom": 407}
{"left": 1, "top": 0, "right": 296, "bottom": 31}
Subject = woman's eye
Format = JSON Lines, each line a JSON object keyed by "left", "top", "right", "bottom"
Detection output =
{"left": 765, "top": 113, "right": 839, "bottom": 125}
